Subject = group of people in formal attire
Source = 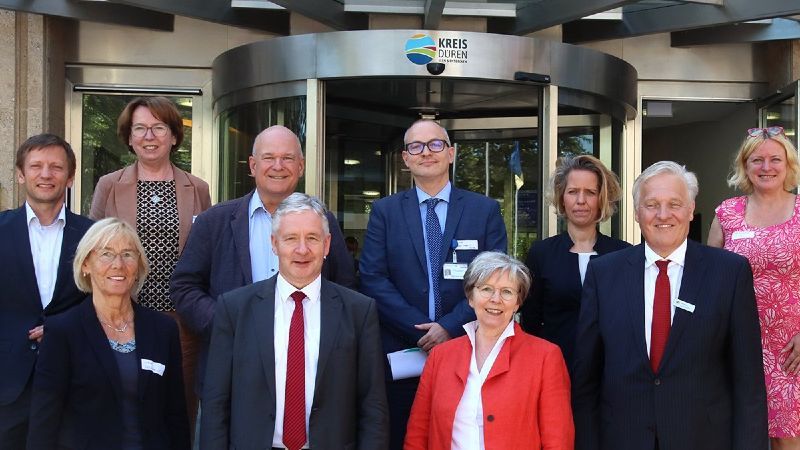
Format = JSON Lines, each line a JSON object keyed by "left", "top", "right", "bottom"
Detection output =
{"left": 1, "top": 92, "right": 799, "bottom": 450}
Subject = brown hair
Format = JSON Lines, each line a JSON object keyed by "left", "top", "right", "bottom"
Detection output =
{"left": 549, "top": 154, "right": 621, "bottom": 223}
{"left": 15, "top": 133, "right": 76, "bottom": 178}
{"left": 117, "top": 96, "right": 184, "bottom": 154}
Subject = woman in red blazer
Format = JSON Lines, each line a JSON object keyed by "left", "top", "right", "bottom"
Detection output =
{"left": 405, "top": 251, "right": 574, "bottom": 450}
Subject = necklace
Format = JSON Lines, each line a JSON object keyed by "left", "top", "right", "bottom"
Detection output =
{"left": 100, "top": 320, "right": 130, "bottom": 333}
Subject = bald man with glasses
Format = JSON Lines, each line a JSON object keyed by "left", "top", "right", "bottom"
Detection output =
{"left": 359, "top": 119, "right": 507, "bottom": 449}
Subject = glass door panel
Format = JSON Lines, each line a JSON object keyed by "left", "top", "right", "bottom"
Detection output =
{"left": 217, "top": 96, "right": 307, "bottom": 201}
{"left": 451, "top": 131, "right": 539, "bottom": 260}
{"left": 760, "top": 81, "right": 798, "bottom": 147}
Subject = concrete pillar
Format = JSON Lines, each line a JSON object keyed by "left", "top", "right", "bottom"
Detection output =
{"left": 0, "top": 10, "right": 51, "bottom": 210}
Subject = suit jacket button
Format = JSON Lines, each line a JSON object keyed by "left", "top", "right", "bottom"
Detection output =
{"left": 486, "top": 414, "right": 494, "bottom": 422}
{"left": 30, "top": 342, "right": 38, "bottom": 350}
{"left": 654, "top": 378, "right": 661, "bottom": 386}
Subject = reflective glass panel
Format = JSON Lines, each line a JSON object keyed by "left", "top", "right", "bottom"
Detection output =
{"left": 218, "top": 97, "right": 306, "bottom": 201}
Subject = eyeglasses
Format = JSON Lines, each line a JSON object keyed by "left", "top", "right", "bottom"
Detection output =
{"left": 95, "top": 250, "right": 139, "bottom": 265}
{"left": 131, "top": 124, "right": 170, "bottom": 138}
{"left": 474, "top": 285, "right": 517, "bottom": 302}
{"left": 404, "top": 139, "right": 449, "bottom": 155}
{"left": 747, "top": 126, "right": 784, "bottom": 138}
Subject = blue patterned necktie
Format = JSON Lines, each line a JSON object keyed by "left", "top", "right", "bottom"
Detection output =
{"left": 425, "top": 198, "right": 443, "bottom": 320}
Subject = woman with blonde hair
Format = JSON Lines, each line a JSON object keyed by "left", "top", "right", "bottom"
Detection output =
{"left": 520, "top": 154, "right": 630, "bottom": 368}
{"left": 708, "top": 126, "right": 800, "bottom": 450}
{"left": 27, "top": 218, "right": 190, "bottom": 449}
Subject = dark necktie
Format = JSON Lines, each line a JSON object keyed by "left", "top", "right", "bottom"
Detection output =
{"left": 283, "top": 291, "right": 306, "bottom": 450}
{"left": 425, "top": 198, "right": 443, "bottom": 320}
{"left": 650, "top": 260, "right": 671, "bottom": 372}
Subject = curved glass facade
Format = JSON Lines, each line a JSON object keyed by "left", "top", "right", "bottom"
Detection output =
{"left": 217, "top": 96, "right": 307, "bottom": 200}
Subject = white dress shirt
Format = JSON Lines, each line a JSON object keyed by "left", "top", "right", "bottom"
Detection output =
{"left": 272, "top": 274, "right": 322, "bottom": 449}
{"left": 26, "top": 203, "right": 66, "bottom": 309}
{"left": 577, "top": 251, "right": 597, "bottom": 284}
{"left": 249, "top": 193, "right": 279, "bottom": 282}
{"left": 643, "top": 240, "right": 687, "bottom": 353}
{"left": 451, "top": 319, "right": 515, "bottom": 450}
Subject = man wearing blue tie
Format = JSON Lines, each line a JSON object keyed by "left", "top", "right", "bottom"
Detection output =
{"left": 359, "top": 119, "right": 508, "bottom": 449}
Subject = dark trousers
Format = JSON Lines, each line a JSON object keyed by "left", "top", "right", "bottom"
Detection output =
{"left": 0, "top": 382, "right": 31, "bottom": 450}
{"left": 386, "top": 377, "right": 419, "bottom": 450}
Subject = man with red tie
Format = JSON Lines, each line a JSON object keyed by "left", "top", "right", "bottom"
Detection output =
{"left": 572, "top": 161, "right": 768, "bottom": 450}
{"left": 199, "top": 193, "right": 388, "bottom": 450}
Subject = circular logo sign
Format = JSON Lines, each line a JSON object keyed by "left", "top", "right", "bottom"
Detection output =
{"left": 405, "top": 33, "right": 436, "bottom": 65}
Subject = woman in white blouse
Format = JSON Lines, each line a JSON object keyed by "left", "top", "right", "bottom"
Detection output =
{"left": 405, "top": 251, "right": 574, "bottom": 449}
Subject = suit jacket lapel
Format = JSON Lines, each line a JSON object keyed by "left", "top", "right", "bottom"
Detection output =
{"left": 625, "top": 245, "right": 649, "bottom": 364}
{"left": 402, "top": 189, "right": 427, "bottom": 270}
{"left": 254, "top": 277, "right": 277, "bottom": 407}
{"left": 659, "top": 240, "right": 705, "bottom": 371}
{"left": 48, "top": 211, "right": 81, "bottom": 314}
{"left": 173, "top": 166, "right": 196, "bottom": 253}
{"left": 441, "top": 188, "right": 464, "bottom": 265}
{"left": 11, "top": 207, "right": 42, "bottom": 309}
{"left": 231, "top": 192, "right": 253, "bottom": 284}
{"left": 134, "top": 304, "right": 156, "bottom": 400}
{"left": 485, "top": 326, "right": 516, "bottom": 383}
{"left": 314, "top": 280, "right": 342, "bottom": 402}
{"left": 113, "top": 165, "right": 137, "bottom": 227}
{"left": 80, "top": 298, "right": 124, "bottom": 405}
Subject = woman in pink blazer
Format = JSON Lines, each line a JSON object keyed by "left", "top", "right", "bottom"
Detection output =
{"left": 405, "top": 251, "right": 574, "bottom": 450}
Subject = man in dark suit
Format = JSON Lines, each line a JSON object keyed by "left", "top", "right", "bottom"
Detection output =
{"left": 0, "top": 134, "right": 93, "bottom": 449}
{"left": 572, "top": 161, "right": 768, "bottom": 450}
{"left": 170, "top": 125, "right": 355, "bottom": 397}
{"left": 359, "top": 119, "right": 507, "bottom": 448}
{"left": 201, "top": 193, "right": 388, "bottom": 450}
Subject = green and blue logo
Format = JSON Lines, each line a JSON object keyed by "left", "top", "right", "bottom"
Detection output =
{"left": 405, "top": 33, "right": 437, "bottom": 65}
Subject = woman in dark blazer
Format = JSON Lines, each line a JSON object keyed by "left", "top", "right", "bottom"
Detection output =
{"left": 27, "top": 218, "right": 190, "bottom": 450}
{"left": 520, "top": 155, "right": 630, "bottom": 368}
{"left": 89, "top": 96, "right": 210, "bottom": 431}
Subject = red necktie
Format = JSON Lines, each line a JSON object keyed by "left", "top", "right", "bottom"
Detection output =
{"left": 650, "top": 260, "right": 671, "bottom": 372}
{"left": 283, "top": 291, "right": 306, "bottom": 450}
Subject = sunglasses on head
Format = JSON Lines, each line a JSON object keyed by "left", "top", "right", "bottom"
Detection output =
{"left": 747, "top": 126, "right": 784, "bottom": 138}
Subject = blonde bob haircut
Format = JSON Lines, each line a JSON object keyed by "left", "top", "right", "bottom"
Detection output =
{"left": 73, "top": 217, "right": 149, "bottom": 295}
{"left": 549, "top": 154, "right": 622, "bottom": 223}
{"left": 728, "top": 133, "right": 800, "bottom": 193}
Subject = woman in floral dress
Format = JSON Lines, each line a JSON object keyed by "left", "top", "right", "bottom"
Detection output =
{"left": 708, "top": 126, "right": 800, "bottom": 450}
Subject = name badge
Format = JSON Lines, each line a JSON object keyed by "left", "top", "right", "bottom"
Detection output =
{"left": 673, "top": 298, "right": 696, "bottom": 313}
{"left": 455, "top": 240, "right": 478, "bottom": 250}
{"left": 443, "top": 263, "right": 468, "bottom": 280}
{"left": 141, "top": 358, "right": 166, "bottom": 376}
{"left": 731, "top": 230, "right": 755, "bottom": 240}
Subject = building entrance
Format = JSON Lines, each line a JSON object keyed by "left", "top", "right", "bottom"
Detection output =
{"left": 212, "top": 30, "right": 637, "bottom": 247}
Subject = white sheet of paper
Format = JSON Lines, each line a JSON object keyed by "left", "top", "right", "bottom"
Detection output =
{"left": 387, "top": 348, "right": 428, "bottom": 380}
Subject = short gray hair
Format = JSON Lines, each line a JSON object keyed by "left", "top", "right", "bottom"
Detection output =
{"left": 463, "top": 251, "right": 532, "bottom": 306}
{"left": 73, "top": 218, "right": 149, "bottom": 295}
{"left": 272, "top": 192, "right": 330, "bottom": 235}
{"left": 633, "top": 161, "right": 699, "bottom": 208}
